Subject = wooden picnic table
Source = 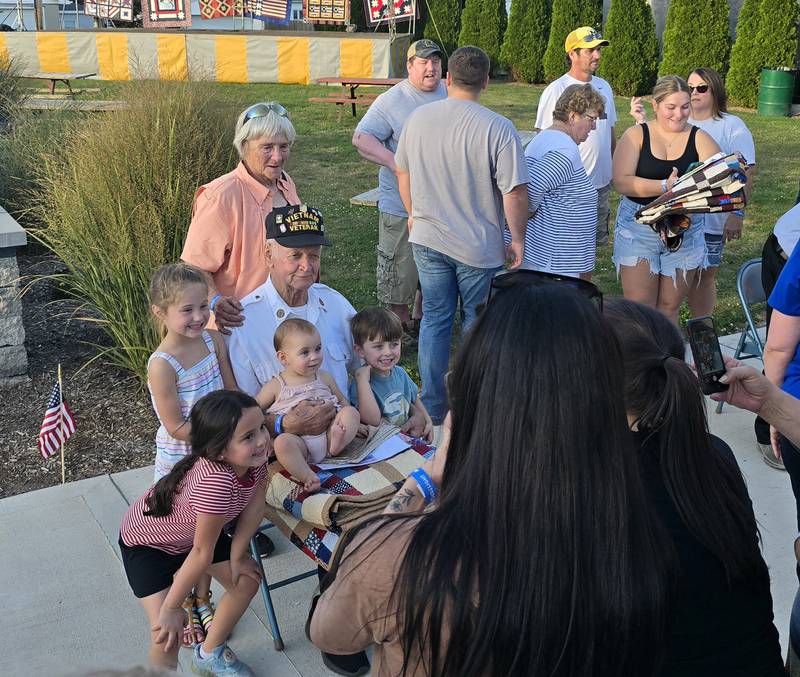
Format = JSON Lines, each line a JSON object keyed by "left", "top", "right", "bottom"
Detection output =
{"left": 25, "top": 72, "right": 96, "bottom": 96}
{"left": 313, "top": 76, "right": 403, "bottom": 118}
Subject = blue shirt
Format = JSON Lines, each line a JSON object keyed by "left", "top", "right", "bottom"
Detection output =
{"left": 348, "top": 366, "right": 418, "bottom": 426}
{"left": 769, "top": 244, "right": 800, "bottom": 398}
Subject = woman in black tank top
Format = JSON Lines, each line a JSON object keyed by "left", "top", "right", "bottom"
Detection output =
{"left": 611, "top": 75, "right": 720, "bottom": 325}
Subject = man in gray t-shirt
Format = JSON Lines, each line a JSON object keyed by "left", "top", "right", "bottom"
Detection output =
{"left": 353, "top": 39, "right": 447, "bottom": 330}
{"left": 394, "top": 46, "right": 529, "bottom": 426}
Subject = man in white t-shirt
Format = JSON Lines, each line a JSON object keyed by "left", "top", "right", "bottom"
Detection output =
{"left": 535, "top": 26, "right": 616, "bottom": 245}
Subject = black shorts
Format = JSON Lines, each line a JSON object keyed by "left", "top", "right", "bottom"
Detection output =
{"left": 118, "top": 531, "right": 232, "bottom": 598}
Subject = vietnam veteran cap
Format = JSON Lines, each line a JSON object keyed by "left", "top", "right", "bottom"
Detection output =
{"left": 266, "top": 205, "right": 332, "bottom": 247}
{"left": 564, "top": 26, "right": 609, "bottom": 52}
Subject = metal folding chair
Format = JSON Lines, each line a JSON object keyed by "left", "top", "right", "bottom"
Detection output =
{"left": 716, "top": 257, "right": 765, "bottom": 414}
{"left": 249, "top": 521, "right": 317, "bottom": 650}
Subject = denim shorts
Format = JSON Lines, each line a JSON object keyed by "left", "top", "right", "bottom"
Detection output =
{"left": 612, "top": 196, "right": 708, "bottom": 282}
{"left": 705, "top": 232, "right": 724, "bottom": 267}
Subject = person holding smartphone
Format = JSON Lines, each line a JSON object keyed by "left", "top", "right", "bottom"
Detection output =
{"left": 606, "top": 299, "right": 784, "bottom": 677}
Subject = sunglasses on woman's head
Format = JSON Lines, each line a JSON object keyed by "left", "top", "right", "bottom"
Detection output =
{"left": 487, "top": 269, "right": 603, "bottom": 310}
{"left": 688, "top": 84, "right": 709, "bottom": 94}
{"left": 243, "top": 102, "right": 289, "bottom": 123}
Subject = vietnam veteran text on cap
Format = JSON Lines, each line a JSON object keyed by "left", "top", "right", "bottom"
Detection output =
{"left": 407, "top": 39, "right": 443, "bottom": 60}
{"left": 266, "top": 205, "right": 332, "bottom": 247}
{"left": 564, "top": 26, "right": 609, "bottom": 53}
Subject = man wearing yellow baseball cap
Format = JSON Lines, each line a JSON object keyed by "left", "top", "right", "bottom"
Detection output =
{"left": 535, "top": 26, "right": 616, "bottom": 245}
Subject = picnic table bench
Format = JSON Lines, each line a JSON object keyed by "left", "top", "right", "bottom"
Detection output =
{"left": 24, "top": 72, "right": 96, "bottom": 96}
{"left": 311, "top": 76, "right": 403, "bottom": 119}
{"left": 21, "top": 98, "right": 129, "bottom": 112}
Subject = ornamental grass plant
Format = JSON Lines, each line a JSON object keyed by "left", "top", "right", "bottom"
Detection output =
{"left": 27, "top": 79, "right": 236, "bottom": 382}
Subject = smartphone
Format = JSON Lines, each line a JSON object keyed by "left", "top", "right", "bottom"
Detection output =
{"left": 686, "top": 316, "right": 729, "bottom": 395}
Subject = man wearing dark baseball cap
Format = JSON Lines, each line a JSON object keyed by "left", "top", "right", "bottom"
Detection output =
{"left": 535, "top": 26, "right": 617, "bottom": 246}
{"left": 352, "top": 37, "right": 447, "bottom": 343}
{"left": 406, "top": 38, "right": 443, "bottom": 60}
{"left": 265, "top": 204, "right": 332, "bottom": 247}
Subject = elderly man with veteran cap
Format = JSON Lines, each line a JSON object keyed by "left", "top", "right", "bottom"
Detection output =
{"left": 227, "top": 205, "right": 428, "bottom": 441}
{"left": 535, "top": 26, "right": 617, "bottom": 245}
{"left": 352, "top": 39, "right": 446, "bottom": 335}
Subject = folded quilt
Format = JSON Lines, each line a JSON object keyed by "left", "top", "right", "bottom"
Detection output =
{"left": 264, "top": 436, "right": 433, "bottom": 569}
{"left": 634, "top": 152, "right": 749, "bottom": 250}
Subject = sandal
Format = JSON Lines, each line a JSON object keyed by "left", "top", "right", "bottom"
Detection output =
{"left": 194, "top": 591, "right": 216, "bottom": 637}
{"left": 181, "top": 593, "right": 205, "bottom": 648}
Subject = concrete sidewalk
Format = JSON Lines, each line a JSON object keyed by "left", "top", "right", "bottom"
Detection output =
{"left": 1, "top": 331, "right": 797, "bottom": 675}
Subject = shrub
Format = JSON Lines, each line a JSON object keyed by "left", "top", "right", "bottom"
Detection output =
{"left": 423, "top": 0, "right": 461, "bottom": 59}
{"left": 500, "top": 0, "right": 550, "bottom": 82}
{"left": 659, "top": 0, "right": 730, "bottom": 78}
{"left": 458, "top": 0, "right": 508, "bottom": 71}
{"left": 27, "top": 80, "right": 235, "bottom": 382}
{"left": 0, "top": 54, "right": 27, "bottom": 131}
{"left": 727, "top": 0, "right": 799, "bottom": 107}
{"left": 542, "top": 0, "right": 603, "bottom": 83}
{"left": 598, "top": 0, "right": 658, "bottom": 96}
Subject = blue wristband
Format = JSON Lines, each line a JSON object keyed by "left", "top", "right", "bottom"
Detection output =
{"left": 209, "top": 294, "right": 222, "bottom": 312}
{"left": 274, "top": 414, "right": 285, "bottom": 436}
{"left": 410, "top": 467, "right": 437, "bottom": 504}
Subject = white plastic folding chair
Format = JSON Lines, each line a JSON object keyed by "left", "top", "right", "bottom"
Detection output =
{"left": 716, "top": 258, "right": 765, "bottom": 414}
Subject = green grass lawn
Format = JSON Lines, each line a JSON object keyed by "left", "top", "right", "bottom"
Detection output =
{"left": 15, "top": 78, "right": 800, "bottom": 372}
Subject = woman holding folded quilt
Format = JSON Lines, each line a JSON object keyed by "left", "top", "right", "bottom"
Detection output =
{"left": 613, "top": 75, "right": 720, "bottom": 325}
{"left": 631, "top": 68, "right": 757, "bottom": 318}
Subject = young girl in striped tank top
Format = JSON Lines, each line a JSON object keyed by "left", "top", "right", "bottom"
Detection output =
{"left": 147, "top": 263, "right": 239, "bottom": 649}
{"left": 120, "top": 390, "right": 268, "bottom": 676}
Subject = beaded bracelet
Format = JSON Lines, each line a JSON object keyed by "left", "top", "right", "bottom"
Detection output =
{"left": 410, "top": 467, "right": 437, "bottom": 505}
{"left": 209, "top": 294, "right": 222, "bottom": 312}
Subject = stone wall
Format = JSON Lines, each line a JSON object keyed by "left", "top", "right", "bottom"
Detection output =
{"left": 0, "top": 206, "right": 28, "bottom": 385}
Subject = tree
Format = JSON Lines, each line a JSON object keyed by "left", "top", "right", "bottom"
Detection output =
{"left": 726, "top": 0, "right": 762, "bottom": 106}
{"left": 659, "top": 0, "right": 730, "bottom": 78}
{"left": 458, "top": 0, "right": 508, "bottom": 70}
{"left": 542, "top": 0, "right": 603, "bottom": 83}
{"left": 598, "top": 0, "right": 658, "bottom": 96}
{"left": 422, "top": 0, "right": 462, "bottom": 59}
{"left": 500, "top": 0, "right": 551, "bottom": 82}
{"left": 727, "top": 0, "right": 799, "bottom": 107}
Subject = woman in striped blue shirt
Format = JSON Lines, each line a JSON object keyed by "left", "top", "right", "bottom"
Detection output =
{"left": 519, "top": 84, "right": 603, "bottom": 279}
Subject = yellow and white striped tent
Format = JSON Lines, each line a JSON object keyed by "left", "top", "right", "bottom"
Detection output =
{"left": 0, "top": 30, "right": 409, "bottom": 84}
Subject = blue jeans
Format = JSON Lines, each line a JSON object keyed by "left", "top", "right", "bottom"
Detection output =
{"left": 412, "top": 244, "right": 500, "bottom": 423}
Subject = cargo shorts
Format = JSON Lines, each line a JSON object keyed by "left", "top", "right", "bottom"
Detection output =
{"left": 377, "top": 211, "right": 419, "bottom": 306}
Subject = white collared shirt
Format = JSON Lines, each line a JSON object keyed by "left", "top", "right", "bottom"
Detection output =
{"left": 226, "top": 276, "right": 358, "bottom": 397}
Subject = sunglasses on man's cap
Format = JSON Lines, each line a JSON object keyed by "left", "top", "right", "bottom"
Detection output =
{"left": 487, "top": 268, "right": 603, "bottom": 310}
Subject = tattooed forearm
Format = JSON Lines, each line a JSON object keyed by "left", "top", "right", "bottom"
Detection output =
{"left": 384, "top": 487, "right": 420, "bottom": 514}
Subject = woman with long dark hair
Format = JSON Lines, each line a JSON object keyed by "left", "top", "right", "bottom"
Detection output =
{"left": 308, "top": 279, "right": 672, "bottom": 677}
{"left": 605, "top": 299, "right": 783, "bottom": 676}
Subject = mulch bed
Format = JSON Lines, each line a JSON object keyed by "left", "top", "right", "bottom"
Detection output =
{"left": 0, "top": 252, "right": 156, "bottom": 498}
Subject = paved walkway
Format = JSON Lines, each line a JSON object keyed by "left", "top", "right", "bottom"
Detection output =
{"left": 1, "top": 332, "right": 796, "bottom": 675}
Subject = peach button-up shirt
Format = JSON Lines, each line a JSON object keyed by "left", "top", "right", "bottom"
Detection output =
{"left": 181, "top": 161, "right": 300, "bottom": 302}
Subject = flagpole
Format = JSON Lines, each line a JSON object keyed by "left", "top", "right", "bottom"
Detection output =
{"left": 58, "top": 363, "right": 66, "bottom": 485}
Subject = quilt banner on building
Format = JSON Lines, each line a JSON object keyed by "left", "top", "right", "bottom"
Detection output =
{"left": 199, "top": 0, "right": 243, "bottom": 18}
{"left": 142, "top": 0, "right": 192, "bottom": 27}
{"left": 84, "top": 0, "right": 133, "bottom": 22}
{"left": 364, "top": 0, "right": 414, "bottom": 26}
{"left": 304, "top": 0, "right": 348, "bottom": 23}
{"left": 243, "top": 0, "right": 291, "bottom": 23}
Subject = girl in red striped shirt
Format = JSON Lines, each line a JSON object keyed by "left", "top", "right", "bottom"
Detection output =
{"left": 119, "top": 390, "right": 269, "bottom": 676}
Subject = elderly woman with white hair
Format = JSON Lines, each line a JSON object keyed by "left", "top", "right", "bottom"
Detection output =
{"left": 182, "top": 101, "right": 300, "bottom": 333}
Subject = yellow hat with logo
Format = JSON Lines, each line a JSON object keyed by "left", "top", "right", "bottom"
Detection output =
{"left": 564, "top": 26, "right": 609, "bottom": 52}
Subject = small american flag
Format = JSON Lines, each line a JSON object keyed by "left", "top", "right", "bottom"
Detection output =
{"left": 38, "top": 380, "right": 76, "bottom": 460}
